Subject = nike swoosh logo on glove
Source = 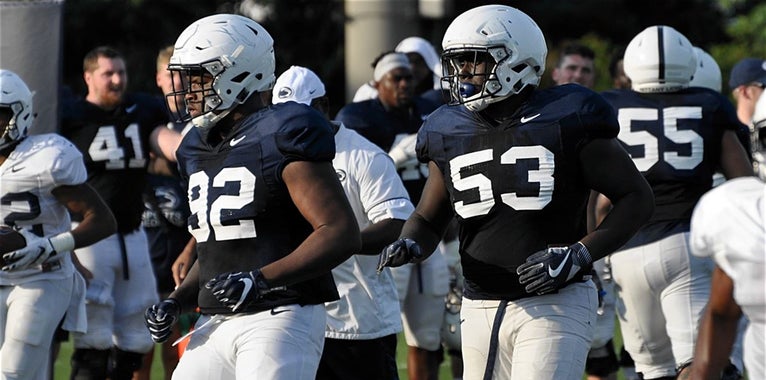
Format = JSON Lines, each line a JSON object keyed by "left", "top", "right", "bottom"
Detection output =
{"left": 548, "top": 251, "right": 570, "bottom": 277}
{"left": 232, "top": 277, "right": 253, "bottom": 311}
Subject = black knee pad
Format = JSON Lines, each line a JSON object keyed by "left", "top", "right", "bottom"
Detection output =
{"left": 585, "top": 340, "right": 619, "bottom": 377}
{"left": 70, "top": 348, "right": 110, "bottom": 380}
{"left": 110, "top": 349, "right": 144, "bottom": 380}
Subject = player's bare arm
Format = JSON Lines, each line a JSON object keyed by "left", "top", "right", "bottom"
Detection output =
{"left": 150, "top": 124, "right": 183, "bottom": 162}
{"left": 578, "top": 138, "right": 654, "bottom": 261}
{"left": 53, "top": 182, "right": 116, "bottom": 247}
{"left": 168, "top": 259, "right": 201, "bottom": 313}
{"left": 719, "top": 129, "right": 754, "bottom": 179}
{"left": 172, "top": 237, "right": 196, "bottom": 287}
{"left": 691, "top": 267, "right": 742, "bottom": 379}
{"left": 358, "top": 218, "right": 404, "bottom": 255}
{"left": 258, "top": 160, "right": 361, "bottom": 286}
{"left": 378, "top": 161, "right": 455, "bottom": 271}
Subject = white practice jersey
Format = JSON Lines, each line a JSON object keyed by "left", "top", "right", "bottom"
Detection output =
{"left": 325, "top": 123, "right": 413, "bottom": 340}
{"left": 690, "top": 177, "right": 766, "bottom": 379}
{"left": 0, "top": 133, "right": 86, "bottom": 285}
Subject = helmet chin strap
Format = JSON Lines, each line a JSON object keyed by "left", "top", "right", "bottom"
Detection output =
{"left": 192, "top": 107, "right": 234, "bottom": 130}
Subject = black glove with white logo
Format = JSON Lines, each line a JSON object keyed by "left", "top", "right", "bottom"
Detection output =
{"left": 205, "top": 269, "right": 271, "bottom": 312}
{"left": 377, "top": 238, "right": 423, "bottom": 273}
{"left": 517, "top": 242, "right": 592, "bottom": 295}
{"left": 144, "top": 298, "right": 180, "bottom": 343}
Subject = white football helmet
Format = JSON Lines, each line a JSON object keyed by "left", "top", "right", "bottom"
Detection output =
{"left": 689, "top": 47, "right": 722, "bottom": 92}
{"left": 168, "top": 13, "right": 275, "bottom": 129}
{"left": 0, "top": 70, "right": 34, "bottom": 150}
{"left": 441, "top": 5, "right": 547, "bottom": 111}
{"left": 624, "top": 25, "right": 696, "bottom": 93}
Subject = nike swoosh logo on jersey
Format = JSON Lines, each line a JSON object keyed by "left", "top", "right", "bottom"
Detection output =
{"left": 309, "top": 89, "right": 316, "bottom": 94}
{"left": 126, "top": 104, "right": 138, "bottom": 113}
{"left": 232, "top": 277, "right": 253, "bottom": 311}
{"left": 548, "top": 251, "right": 570, "bottom": 278}
{"left": 270, "top": 307, "right": 291, "bottom": 316}
{"left": 11, "top": 165, "right": 24, "bottom": 173}
{"left": 520, "top": 113, "right": 541, "bottom": 123}
{"left": 230, "top": 135, "right": 246, "bottom": 146}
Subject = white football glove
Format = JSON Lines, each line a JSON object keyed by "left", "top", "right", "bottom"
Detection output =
{"left": 388, "top": 134, "right": 418, "bottom": 168}
{"left": 2, "top": 229, "right": 73, "bottom": 271}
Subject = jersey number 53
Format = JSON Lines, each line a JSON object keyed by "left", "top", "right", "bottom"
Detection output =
{"left": 449, "top": 145, "right": 554, "bottom": 218}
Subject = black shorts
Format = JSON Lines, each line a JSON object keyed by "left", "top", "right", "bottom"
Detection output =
{"left": 316, "top": 334, "right": 399, "bottom": 380}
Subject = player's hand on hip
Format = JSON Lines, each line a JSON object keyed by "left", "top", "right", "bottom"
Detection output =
{"left": 2, "top": 228, "right": 59, "bottom": 271}
{"left": 205, "top": 269, "right": 271, "bottom": 312}
{"left": 377, "top": 238, "right": 423, "bottom": 273}
{"left": 145, "top": 299, "right": 181, "bottom": 343}
{"left": 516, "top": 242, "right": 592, "bottom": 295}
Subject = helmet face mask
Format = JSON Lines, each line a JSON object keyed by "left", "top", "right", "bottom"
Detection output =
{"left": 440, "top": 5, "right": 547, "bottom": 112}
{"left": 0, "top": 70, "right": 34, "bottom": 151}
{"left": 441, "top": 47, "right": 505, "bottom": 109}
{"left": 167, "top": 14, "right": 275, "bottom": 129}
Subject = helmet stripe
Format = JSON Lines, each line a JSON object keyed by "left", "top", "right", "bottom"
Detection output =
{"left": 657, "top": 26, "right": 666, "bottom": 81}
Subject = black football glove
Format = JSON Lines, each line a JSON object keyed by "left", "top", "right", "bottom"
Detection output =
{"left": 144, "top": 298, "right": 180, "bottom": 343}
{"left": 377, "top": 238, "right": 423, "bottom": 273}
{"left": 517, "top": 242, "right": 593, "bottom": 295}
{"left": 205, "top": 269, "right": 271, "bottom": 312}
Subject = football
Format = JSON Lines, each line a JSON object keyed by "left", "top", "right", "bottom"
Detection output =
{"left": 0, "top": 226, "right": 26, "bottom": 266}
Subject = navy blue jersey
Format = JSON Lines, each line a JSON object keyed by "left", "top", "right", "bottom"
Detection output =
{"left": 61, "top": 93, "right": 168, "bottom": 232}
{"left": 336, "top": 97, "right": 440, "bottom": 204}
{"left": 175, "top": 102, "right": 339, "bottom": 314}
{"left": 417, "top": 84, "right": 619, "bottom": 300}
{"left": 601, "top": 87, "right": 741, "bottom": 248}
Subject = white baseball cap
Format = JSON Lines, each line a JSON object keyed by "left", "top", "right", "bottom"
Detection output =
{"left": 272, "top": 65, "right": 326, "bottom": 106}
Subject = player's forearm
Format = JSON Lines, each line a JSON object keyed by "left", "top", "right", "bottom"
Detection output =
{"left": 357, "top": 218, "right": 405, "bottom": 255}
{"left": 56, "top": 184, "right": 117, "bottom": 248}
{"left": 169, "top": 260, "right": 200, "bottom": 313}
{"left": 260, "top": 220, "right": 361, "bottom": 286}
{"left": 398, "top": 211, "right": 446, "bottom": 263}
{"left": 580, "top": 185, "right": 654, "bottom": 261}
{"left": 691, "top": 312, "right": 740, "bottom": 379}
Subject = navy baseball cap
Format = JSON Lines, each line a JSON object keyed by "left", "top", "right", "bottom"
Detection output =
{"left": 729, "top": 58, "right": 766, "bottom": 90}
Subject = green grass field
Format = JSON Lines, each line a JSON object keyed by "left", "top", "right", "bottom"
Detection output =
{"left": 53, "top": 331, "right": 628, "bottom": 379}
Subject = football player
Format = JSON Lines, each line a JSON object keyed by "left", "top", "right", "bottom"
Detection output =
{"left": 689, "top": 176, "right": 765, "bottom": 380}
{"left": 0, "top": 69, "right": 116, "bottom": 379}
{"left": 596, "top": 26, "right": 754, "bottom": 379}
{"left": 144, "top": 14, "right": 360, "bottom": 379}
{"left": 377, "top": 5, "right": 655, "bottom": 379}
{"left": 272, "top": 65, "right": 410, "bottom": 380}
{"left": 60, "top": 46, "right": 183, "bottom": 379}
{"left": 337, "top": 52, "right": 450, "bottom": 380}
